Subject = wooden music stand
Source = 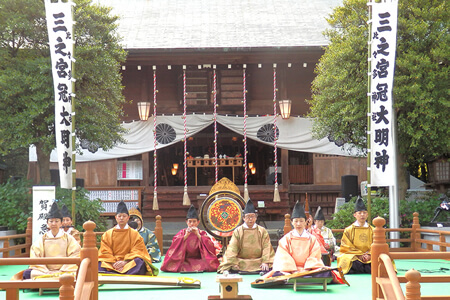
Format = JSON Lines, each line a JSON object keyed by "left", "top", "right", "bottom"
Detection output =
{"left": 208, "top": 274, "right": 252, "bottom": 300}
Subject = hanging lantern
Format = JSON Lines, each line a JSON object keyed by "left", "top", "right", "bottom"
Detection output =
{"left": 173, "top": 163, "right": 179, "bottom": 170}
{"left": 248, "top": 162, "right": 254, "bottom": 169}
{"left": 251, "top": 167, "right": 256, "bottom": 175}
{"left": 171, "top": 168, "right": 177, "bottom": 176}
{"left": 137, "top": 102, "right": 151, "bottom": 121}
{"left": 279, "top": 100, "right": 292, "bottom": 119}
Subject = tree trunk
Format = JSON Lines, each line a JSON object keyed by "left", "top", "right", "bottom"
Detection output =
{"left": 35, "top": 143, "right": 51, "bottom": 184}
{"left": 397, "top": 152, "right": 408, "bottom": 201}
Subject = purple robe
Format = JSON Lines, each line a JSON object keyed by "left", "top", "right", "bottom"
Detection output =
{"left": 161, "top": 229, "right": 219, "bottom": 272}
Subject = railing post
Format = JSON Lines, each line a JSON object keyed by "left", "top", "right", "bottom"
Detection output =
{"left": 439, "top": 233, "right": 446, "bottom": 252}
{"left": 59, "top": 274, "right": 75, "bottom": 300}
{"left": 371, "top": 216, "right": 389, "bottom": 300}
{"left": 405, "top": 269, "right": 421, "bottom": 300}
{"left": 411, "top": 212, "right": 420, "bottom": 252}
{"left": 82, "top": 221, "right": 98, "bottom": 300}
{"left": 154, "top": 215, "right": 163, "bottom": 256}
{"left": 5, "top": 288, "right": 19, "bottom": 300}
{"left": 4, "top": 240, "right": 9, "bottom": 258}
{"left": 283, "top": 214, "right": 291, "bottom": 236}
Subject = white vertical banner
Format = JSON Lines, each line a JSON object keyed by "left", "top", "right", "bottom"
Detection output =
{"left": 45, "top": 0, "right": 75, "bottom": 189}
{"left": 369, "top": 0, "right": 398, "bottom": 186}
{"left": 32, "top": 186, "right": 56, "bottom": 244}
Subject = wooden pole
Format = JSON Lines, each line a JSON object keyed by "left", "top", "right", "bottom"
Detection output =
{"left": 154, "top": 215, "right": 163, "bottom": 256}
{"left": 405, "top": 269, "right": 421, "bottom": 300}
{"left": 81, "top": 221, "right": 98, "bottom": 300}
{"left": 59, "top": 274, "right": 75, "bottom": 300}
{"left": 280, "top": 146, "right": 289, "bottom": 192}
{"left": 25, "top": 217, "right": 32, "bottom": 256}
{"left": 70, "top": 2, "right": 77, "bottom": 225}
{"left": 366, "top": 0, "right": 373, "bottom": 224}
{"left": 283, "top": 214, "right": 291, "bottom": 236}
{"left": 371, "top": 216, "right": 389, "bottom": 300}
{"left": 305, "top": 193, "right": 310, "bottom": 219}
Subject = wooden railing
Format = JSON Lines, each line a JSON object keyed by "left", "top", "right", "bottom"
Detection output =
{"left": 0, "top": 221, "right": 99, "bottom": 300}
{"left": 1, "top": 214, "right": 164, "bottom": 260}
{"left": 0, "top": 217, "right": 32, "bottom": 258}
{"left": 371, "top": 216, "right": 450, "bottom": 300}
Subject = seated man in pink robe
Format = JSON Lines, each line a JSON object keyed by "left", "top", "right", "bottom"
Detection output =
{"left": 161, "top": 205, "right": 219, "bottom": 272}
{"left": 265, "top": 201, "right": 325, "bottom": 277}
{"left": 261, "top": 201, "right": 348, "bottom": 284}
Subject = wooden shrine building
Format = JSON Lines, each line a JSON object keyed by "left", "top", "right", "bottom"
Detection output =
{"left": 29, "top": 0, "right": 368, "bottom": 221}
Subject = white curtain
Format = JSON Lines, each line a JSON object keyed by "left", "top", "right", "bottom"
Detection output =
{"left": 30, "top": 115, "right": 360, "bottom": 162}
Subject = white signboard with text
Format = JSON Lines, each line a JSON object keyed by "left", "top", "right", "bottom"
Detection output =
{"left": 32, "top": 186, "right": 56, "bottom": 244}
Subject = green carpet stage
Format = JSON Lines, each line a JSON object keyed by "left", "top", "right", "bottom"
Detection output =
{"left": 1, "top": 259, "right": 449, "bottom": 299}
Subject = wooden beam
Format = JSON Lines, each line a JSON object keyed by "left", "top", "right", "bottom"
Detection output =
{"left": 125, "top": 47, "right": 324, "bottom": 66}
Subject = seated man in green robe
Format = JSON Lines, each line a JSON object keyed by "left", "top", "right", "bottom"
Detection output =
{"left": 218, "top": 199, "right": 275, "bottom": 273}
{"left": 129, "top": 207, "right": 161, "bottom": 263}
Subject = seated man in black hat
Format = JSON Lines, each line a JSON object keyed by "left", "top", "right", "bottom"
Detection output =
{"left": 98, "top": 200, "right": 159, "bottom": 275}
{"left": 61, "top": 204, "right": 81, "bottom": 244}
{"left": 337, "top": 197, "right": 373, "bottom": 274}
{"left": 21, "top": 202, "right": 81, "bottom": 279}
{"left": 218, "top": 199, "right": 275, "bottom": 273}
{"left": 263, "top": 201, "right": 326, "bottom": 278}
{"left": 129, "top": 206, "right": 161, "bottom": 263}
{"left": 161, "top": 205, "right": 219, "bottom": 272}
{"left": 313, "top": 206, "right": 337, "bottom": 254}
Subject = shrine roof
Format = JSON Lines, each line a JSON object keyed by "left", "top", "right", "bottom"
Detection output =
{"left": 94, "top": 0, "right": 343, "bottom": 50}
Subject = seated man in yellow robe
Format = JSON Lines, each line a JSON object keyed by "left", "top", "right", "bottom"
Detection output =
{"left": 337, "top": 197, "right": 373, "bottom": 274}
{"left": 218, "top": 199, "right": 275, "bottom": 273}
{"left": 263, "top": 201, "right": 325, "bottom": 279}
{"left": 22, "top": 202, "right": 81, "bottom": 279}
{"left": 61, "top": 204, "right": 81, "bottom": 244}
{"left": 98, "top": 200, "right": 158, "bottom": 276}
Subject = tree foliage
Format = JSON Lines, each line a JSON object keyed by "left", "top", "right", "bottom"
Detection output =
{"left": 308, "top": 0, "right": 449, "bottom": 179}
{"left": 0, "top": 178, "right": 107, "bottom": 233}
{"left": 326, "top": 193, "right": 447, "bottom": 241}
{"left": 0, "top": 0, "right": 127, "bottom": 182}
{"left": 56, "top": 187, "right": 108, "bottom": 233}
{"left": 0, "top": 179, "right": 32, "bottom": 232}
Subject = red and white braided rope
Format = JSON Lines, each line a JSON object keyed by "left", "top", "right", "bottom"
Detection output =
{"left": 213, "top": 69, "right": 218, "bottom": 183}
{"left": 273, "top": 67, "right": 278, "bottom": 185}
{"left": 153, "top": 69, "right": 158, "bottom": 195}
{"left": 183, "top": 69, "right": 188, "bottom": 188}
{"left": 243, "top": 66, "right": 248, "bottom": 185}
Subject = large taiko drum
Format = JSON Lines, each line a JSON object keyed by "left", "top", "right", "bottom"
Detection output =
{"left": 200, "top": 190, "right": 245, "bottom": 240}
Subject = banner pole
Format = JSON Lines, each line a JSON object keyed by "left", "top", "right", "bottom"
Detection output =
{"left": 71, "top": 3, "right": 76, "bottom": 224}
{"left": 367, "top": 0, "right": 373, "bottom": 223}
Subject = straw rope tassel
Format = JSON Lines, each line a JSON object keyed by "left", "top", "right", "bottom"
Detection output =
{"left": 273, "top": 183, "right": 281, "bottom": 202}
{"left": 152, "top": 191, "right": 159, "bottom": 210}
{"left": 244, "top": 183, "right": 250, "bottom": 202}
{"left": 273, "top": 66, "right": 280, "bottom": 202}
{"left": 182, "top": 67, "right": 191, "bottom": 206}
{"left": 152, "top": 68, "right": 159, "bottom": 210}
{"left": 183, "top": 186, "right": 190, "bottom": 206}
